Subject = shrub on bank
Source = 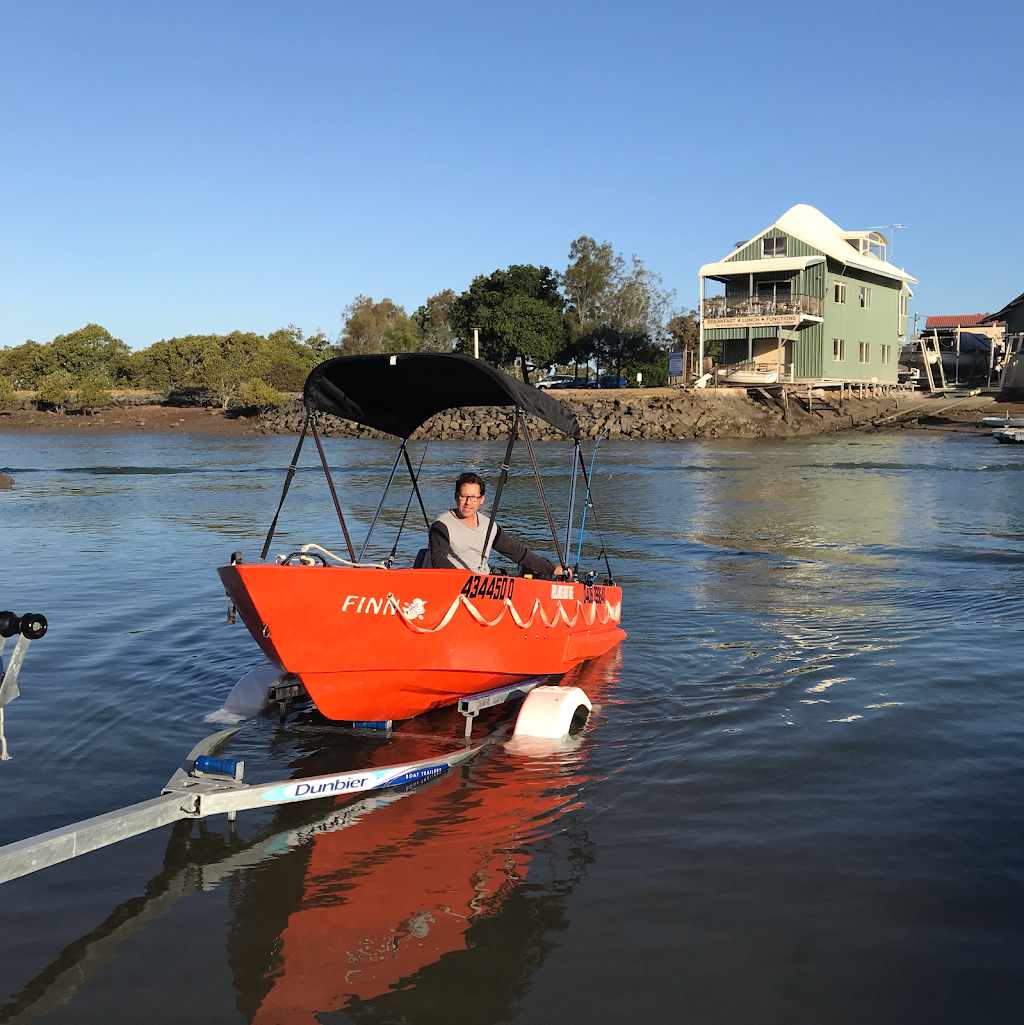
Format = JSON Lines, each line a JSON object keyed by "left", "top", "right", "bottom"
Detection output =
{"left": 36, "top": 371, "right": 74, "bottom": 410}
{"left": 239, "top": 378, "right": 286, "bottom": 414}
{"left": 0, "top": 376, "right": 15, "bottom": 409}
{"left": 73, "top": 374, "right": 111, "bottom": 412}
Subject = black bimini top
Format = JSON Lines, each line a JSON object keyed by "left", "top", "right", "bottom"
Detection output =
{"left": 303, "top": 353, "right": 581, "bottom": 440}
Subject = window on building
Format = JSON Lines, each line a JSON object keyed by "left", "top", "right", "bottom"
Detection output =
{"left": 757, "top": 280, "right": 792, "bottom": 302}
{"left": 833, "top": 338, "right": 845, "bottom": 362}
{"left": 899, "top": 295, "right": 909, "bottom": 316}
{"left": 881, "top": 344, "right": 892, "bottom": 365}
{"left": 859, "top": 342, "right": 870, "bottom": 363}
{"left": 844, "top": 234, "right": 886, "bottom": 260}
{"left": 859, "top": 286, "right": 872, "bottom": 309}
{"left": 834, "top": 282, "right": 847, "bottom": 304}
{"left": 762, "top": 236, "right": 787, "bottom": 258}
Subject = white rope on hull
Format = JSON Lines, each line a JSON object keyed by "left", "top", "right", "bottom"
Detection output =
{"left": 384, "top": 591, "right": 622, "bottom": 635}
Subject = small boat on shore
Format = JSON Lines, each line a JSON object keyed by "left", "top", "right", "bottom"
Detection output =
{"left": 993, "top": 427, "right": 1024, "bottom": 444}
{"left": 716, "top": 361, "right": 780, "bottom": 386}
{"left": 983, "top": 416, "right": 1024, "bottom": 428}
{"left": 219, "top": 353, "right": 626, "bottom": 722}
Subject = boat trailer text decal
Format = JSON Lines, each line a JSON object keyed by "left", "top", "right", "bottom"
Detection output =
{"left": 261, "top": 760, "right": 452, "bottom": 803}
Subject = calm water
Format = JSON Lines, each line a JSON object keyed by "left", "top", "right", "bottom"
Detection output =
{"left": 1, "top": 429, "right": 1022, "bottom": 1024}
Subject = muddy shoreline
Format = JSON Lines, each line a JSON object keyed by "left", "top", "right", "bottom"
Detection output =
{"left": 0, "top": 389, "right": 1015, "bottom": 441}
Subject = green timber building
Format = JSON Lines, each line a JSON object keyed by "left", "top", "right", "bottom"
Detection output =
{"left": 699, "top": 204, "right": 917, "bottom": 384}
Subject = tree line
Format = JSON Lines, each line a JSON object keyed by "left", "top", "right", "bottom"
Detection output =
{"left": 0, "top": 237, "right": 698, "bottom": 409}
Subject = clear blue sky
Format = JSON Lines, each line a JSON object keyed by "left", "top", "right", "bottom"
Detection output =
{"left": 2, "top": 0, "right": 1020, "bottom": 349}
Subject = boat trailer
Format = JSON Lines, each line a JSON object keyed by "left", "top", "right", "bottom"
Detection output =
{"left": 0, "top": 646, "right": 592, "bottom": 886}
{"left": 0, "top": 725, "right": 485, "bottom": 885}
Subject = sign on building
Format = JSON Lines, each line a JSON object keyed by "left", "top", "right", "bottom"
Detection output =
{"left": 668, "top": 351, "right": 684, "bottom": 377}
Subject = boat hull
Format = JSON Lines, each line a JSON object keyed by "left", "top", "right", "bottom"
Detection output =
{"left": 218, "top": 564, "right": 625, "bottom": 720}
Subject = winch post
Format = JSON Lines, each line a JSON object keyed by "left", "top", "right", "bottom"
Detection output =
{"left": 0, "top": 635, "right": 31, "bottom": 708}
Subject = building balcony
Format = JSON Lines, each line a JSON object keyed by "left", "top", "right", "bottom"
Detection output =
{"left": 702, "top": 294, "right": 823, "bottom": 328}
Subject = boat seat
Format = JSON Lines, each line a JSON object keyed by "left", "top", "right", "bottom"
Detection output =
{"left": 413, "top": 547, "right": 431, "bottom": 569}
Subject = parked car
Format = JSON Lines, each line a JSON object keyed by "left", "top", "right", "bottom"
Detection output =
{"left": 587, "top": 375, "right": 628, "bottom": 389}
{"left": 535, "top": 375, "right": 577, "bottom": 390}
{"left": 546, "top": 376, "right": 590, "bottom": 389}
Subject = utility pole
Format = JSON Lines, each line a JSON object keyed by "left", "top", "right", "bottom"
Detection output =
{"left": 472, "top": 327, "right": 480, "bottom": 360}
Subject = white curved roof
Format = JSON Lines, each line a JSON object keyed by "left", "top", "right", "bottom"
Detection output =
{"left": 708, "top": 204, "right": 917, "bottom": 284}
{"left": 700, "top": 254, "right": 824, "bottom": 280}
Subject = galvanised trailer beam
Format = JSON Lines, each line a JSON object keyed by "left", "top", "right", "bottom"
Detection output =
{"left": 0, "top": 726, "right": 483, "bottom": 885}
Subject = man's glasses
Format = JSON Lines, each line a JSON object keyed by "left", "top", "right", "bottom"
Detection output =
{"left": 456, "top": 493, "right": 484, "bottom": 501}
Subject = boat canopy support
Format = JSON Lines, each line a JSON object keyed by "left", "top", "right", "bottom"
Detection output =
{"left": 480, "top": 409, "right": 520, "bottom": 568}
{"left": 260, "top": 416, "right": 309, "bottom": 562}
{"left": 310, "top": 412, "right": 357, "bottom": 562}
{"left": 358, "top": 443, "right": 406, "bottom": 562}
{"left": 518, "top": 411, "right": 566, "bottom": 571}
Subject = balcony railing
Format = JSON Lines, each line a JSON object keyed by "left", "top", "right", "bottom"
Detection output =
{"left": 702, "top": 294, "right": 823, "bottom": 320}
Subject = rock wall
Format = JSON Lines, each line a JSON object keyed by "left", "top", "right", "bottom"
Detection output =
{"left": 259, "top": 387, "right": 916, "bottom": 441}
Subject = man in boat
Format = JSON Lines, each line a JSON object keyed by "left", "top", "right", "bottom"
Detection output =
{"left": 429, "top": 472, "right": 565, "bottom": 577}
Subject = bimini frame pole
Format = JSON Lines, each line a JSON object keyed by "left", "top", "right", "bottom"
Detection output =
{"left": 358, "top": 443, "right": 405, "bottom": 562}
{"left": 480, "top": 408, "right": 519, "bottom": 570}
{"left": 261, "top": 415, "right": 310, "bottom": 561}
{"left": 563, "top": 440, "right": 580, "bottom": 569}
{"left": 309, "top": 412, "right": 357, "bottom": 562}
{"left": 400, "top": 443, "right": 431, "bottom": 531}
{"left": 575, "top": 440, "right": 615, "bottom": 584}
{"left": 517, "top": 410, "right": 566, "bottom": 572}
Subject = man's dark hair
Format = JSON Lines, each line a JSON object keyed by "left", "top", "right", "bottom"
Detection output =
{"left": 455, "top": 472, "right": 485, "bottom": 497}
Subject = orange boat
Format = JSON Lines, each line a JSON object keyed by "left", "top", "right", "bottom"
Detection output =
{"left": 219, "top": 353, "right": 625, "bottom": 722}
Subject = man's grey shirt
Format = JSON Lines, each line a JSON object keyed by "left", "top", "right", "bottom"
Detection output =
{"left": 428, "top": 510, "right": 554, "bottom": 576}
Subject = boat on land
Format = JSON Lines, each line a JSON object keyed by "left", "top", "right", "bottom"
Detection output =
{"left": 982, "top": 416, "right": 1024, "bottom": 428}
{"left": 218, "top": 353, "right": 626, "bottom": 722}
{"left": 993, "top": 427, "right": 1024, "bottom": 444}
{"left": 716, "top": 361, "right": 780, "bottom": 386}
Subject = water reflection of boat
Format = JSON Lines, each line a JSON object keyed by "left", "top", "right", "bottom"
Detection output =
{"left": 236, "top": 653, "right": 618, "bottom": 1023}
{"left": 0, "top": 651, "right": 621, "bottom": 1025}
